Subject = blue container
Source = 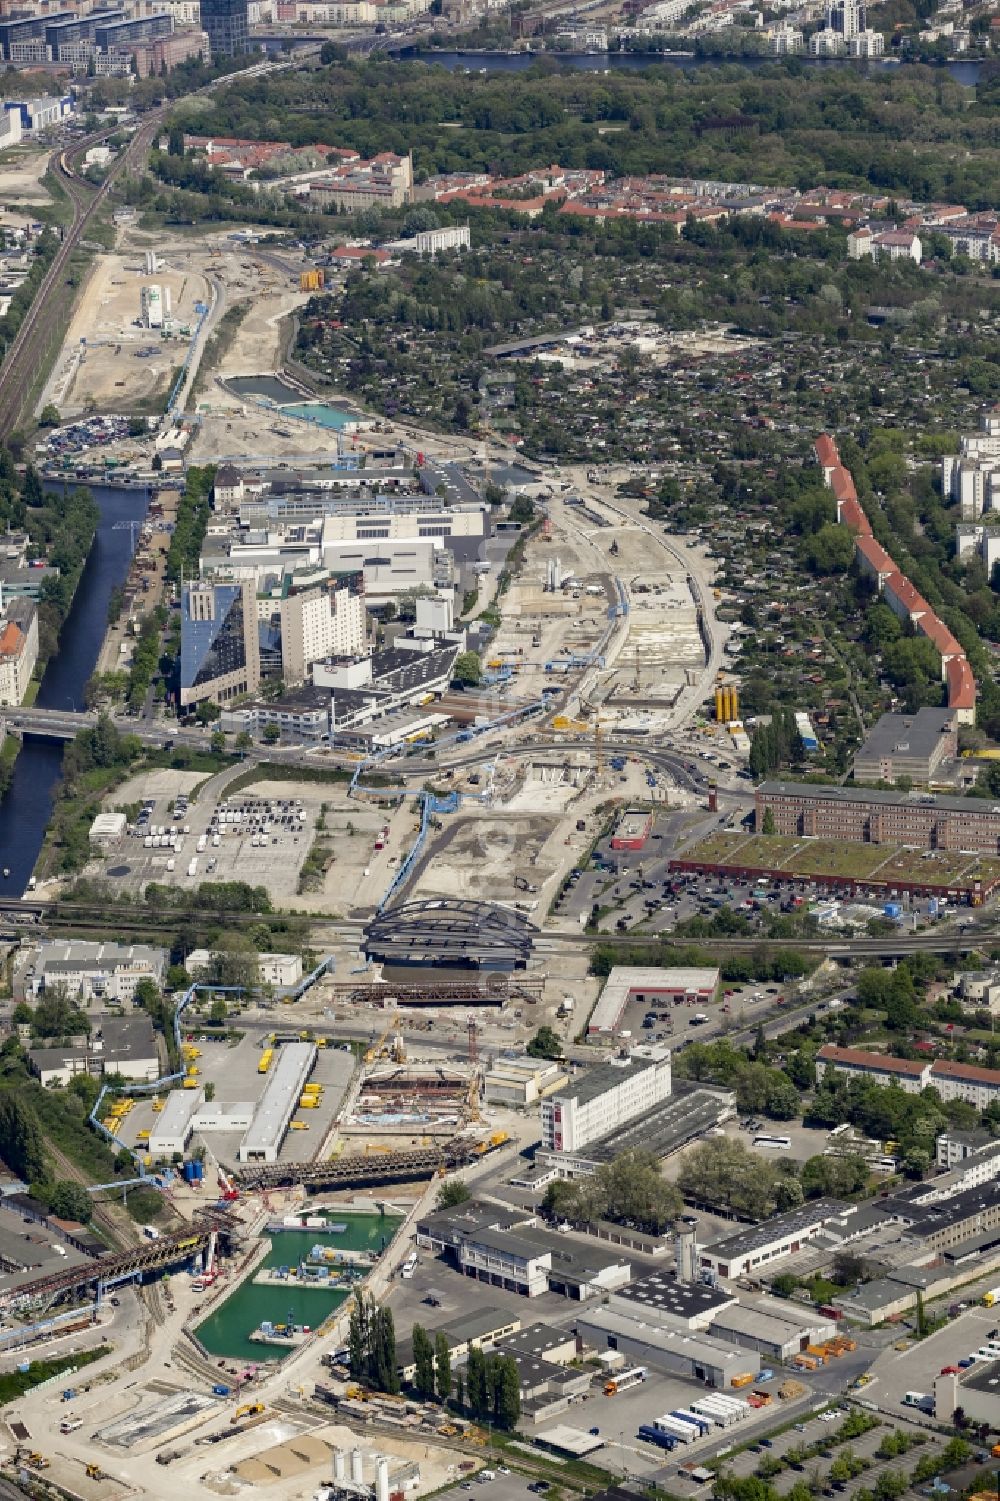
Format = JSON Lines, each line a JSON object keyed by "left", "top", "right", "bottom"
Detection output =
{"left": 193, "top": 1160, "right": 204, "bottom": 1180}
{"left": 183, "top": 1161, "right": 197, "bottom": 1183}
{"left": 17, "top": 1361, "right": 29, "bottom": 1373}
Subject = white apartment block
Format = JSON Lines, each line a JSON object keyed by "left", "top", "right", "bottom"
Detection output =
{"left": 278, "top": 583, "right": 366, "bottom": 684}
{"left": 944, "top": 407, "right": 1000, "bottom": 518}
{"left": 29, "top": 940, "right": 166, "bottom": 1004}
{"left": 540, "top": 1050, "right": 672, "bottom": 1154}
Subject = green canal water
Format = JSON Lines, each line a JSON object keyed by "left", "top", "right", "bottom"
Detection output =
{"left": 194, "top": 1211, "right": 403, "bottom": 1363}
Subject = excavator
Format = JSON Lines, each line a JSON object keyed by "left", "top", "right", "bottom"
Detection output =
{"left": 230, "top": 1402, "right": 265, "bottom": 1425}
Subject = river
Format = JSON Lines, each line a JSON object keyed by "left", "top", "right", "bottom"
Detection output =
{"left": 0, "top": 484, "right": 149, "bottom": 895}
{"left": 398, "top": 48, "right": 984, "bottom": 85}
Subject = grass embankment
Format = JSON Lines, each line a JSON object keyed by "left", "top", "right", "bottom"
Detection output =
{"left": 0, "top": 1344, "right": 110, "bottom": 1406}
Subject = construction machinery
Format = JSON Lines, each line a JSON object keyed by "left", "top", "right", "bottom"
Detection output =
{"left": 231, "top": 1403, "right": 264, "bottom": 1425}
{"left": 84, "top": 1463, "right": 107, "bottom": 1481}
{"left": 364, "top": 1012, "right": 401, "bottom": 1064}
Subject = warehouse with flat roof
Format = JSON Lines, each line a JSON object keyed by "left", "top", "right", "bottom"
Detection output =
{"left": 588, "top": 966, "right": 719, "bottom": 1036}
{"left": 238, "top": 1042, "right": 316, "bottom": 1163}
{"left": 149, "top": 1085, "right": 204, "bottom": 1158}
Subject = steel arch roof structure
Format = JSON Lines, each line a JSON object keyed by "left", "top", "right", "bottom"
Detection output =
{"left": 363, "top": 898, "right": 538, "bottom": 971}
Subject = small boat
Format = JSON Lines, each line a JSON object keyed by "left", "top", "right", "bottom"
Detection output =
{"left": 3, "top": 868, "right": 10, "bottom": 878}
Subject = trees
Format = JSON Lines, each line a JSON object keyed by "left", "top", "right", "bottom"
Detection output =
{"left": 47, "top": 1179, "right": 93, "bottom": 1223}
{"left": 348, "top": 1293, "right": 400, "bottom": 1394}
{"left": 0, "top": 1095, "right": 45, "bottom": 1183}
{"left": 526, "top": 1026, "right": 562, "bottom": 1059}
{"left": 453, "top": 651, "right": 482, "bottom": 686}
{"left": 437, "top": 1179, "right": 471, "bottom": 1209}
{"left": 434, "top": 1331, "right": 452, "bottom": 1403}
{"left": 411, "top": 1323, "right": 435, "bottom": 1398}
{"left": 677, "top": 1137, "right": 797, "bottom": 1220}
{"left": 542, "top": 1148, "right": 682, "bottom": 1234}
{"left": 262, "top": 723, "right": 281, "bottom": 744}
{"left": 467, "top": 1345, "right": 488, "bottom": 1417}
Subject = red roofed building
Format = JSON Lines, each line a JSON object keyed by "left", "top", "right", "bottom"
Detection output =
{"left": 855, "top": 534, "right": 895, "bottom": 588}
{"left": 816, "top": 1045, "right": 931, "bottom": 1093}
{"left": 814, "top": 433, "right": 839, "bottom": 477}
{"left": 838, "top": 495, "right": 871, "bottom": 537}
{"left": 931, "top": 1058, "right": 1000, "bottom": 1108}
{"left": 328, "top": 245, "right": 390, "bottom": 265}
{"left": 884, "top": 571, "right": 929, "bottom": 626}
{"left": 0, "top": 598, "right": 37, "bottom": 706}
{"left": 946, "top": 654, "right": 976, "bottom": 723}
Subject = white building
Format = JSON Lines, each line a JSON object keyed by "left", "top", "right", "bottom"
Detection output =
{"left": 0, "top": 596, "right": 38, "bottom": 705}
{"left": 184, "top": 948, "right": 303, "bottom": 988}
{"left": 540, "top": 1050, "right": 672, "bottom": 1154}
{"left": 849, "top": 27, "right": 884, "bottom": 53}
{"left": 142, "top": 283, "right": 162, "bottom": 329}
{"left": 484, "top": 1056, "right": 568, "bottom": 1107}
{"left": 238, "top": 1042, "right": 316, "bottom": 1162}
{"left": 700, "top": 1200, "right": 847, "bottom": 1280}
{"left": 955, "top": 522, "right": 1000, "bottom": 575}
{"left": 29, "top": 940, "right": 166, "bottom": 1004}
{"left": 149, "top": 1086, "right": 204, "bottom": 1158}
{"left": 277, "top": 582, "right": 366, "bottom": 685}
{"left": 769, "top": 24, "right": 803, "bottom": 51}
{"left": 944, "top": 407, "right": 1000, "bottom": 518}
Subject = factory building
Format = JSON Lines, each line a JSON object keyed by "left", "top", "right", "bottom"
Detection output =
{"left": 575, "top": 1307, "right": 747, "bottom": 1389}
{"left": 699, "top": 1199, "right": 849, "bottom": 1280}
{"left": 755, "top": 779, "right": 1000, "bottom": 856}
{"left": 142, "top": 283, "right": 162, "bottom": 329}
{"left": 610, "top": 808, "right": 653, "bottom": 853}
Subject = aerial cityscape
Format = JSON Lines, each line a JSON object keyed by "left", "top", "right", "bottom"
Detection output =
{"left": 1, "top": 1, "right": 1000, "bottom": 1499}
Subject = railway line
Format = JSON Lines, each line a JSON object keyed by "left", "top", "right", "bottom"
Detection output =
{"left": 0, "top": 118, "right": 157, "bottom": 435}
{"left": 0, "top": 894, "right": 989, "bottom": 959}
{"left": 0, "top": 52, "right": 310, "bottom": 436}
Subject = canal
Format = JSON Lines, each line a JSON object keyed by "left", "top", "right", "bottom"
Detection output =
{"left": 0, "top": 484, "right": 149, "bottom": 895}
{"left": 195, "top": 1211, "right": 404, "bottom": 1364}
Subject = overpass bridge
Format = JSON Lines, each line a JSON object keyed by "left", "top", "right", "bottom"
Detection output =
{"left": 0, "top": 1211, "right": 240, "bottom": 1313}
{"left": 234, "top": 1135, "right": 506, "bottom": 1194}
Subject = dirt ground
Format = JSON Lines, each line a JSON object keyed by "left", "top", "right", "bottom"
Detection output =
{"left": 40, "top": 247, "right": 211, "bottom": 416}
{"left": 0, "top": 145, "right": 52, "bottom": 206}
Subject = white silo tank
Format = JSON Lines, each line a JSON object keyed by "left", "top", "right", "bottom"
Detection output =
{"left": 376, "top": 1458, "right": 390, "bottom": 1501}
{"left": 351, "top": 1449, "right": 364, "bottom": 1484}
{"left": 334, "top": 1452, "right": 346, "bottom": 1482}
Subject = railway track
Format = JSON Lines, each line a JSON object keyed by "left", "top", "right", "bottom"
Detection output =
{"left": 0, "top": 120, "right": 157, "bottom": 435}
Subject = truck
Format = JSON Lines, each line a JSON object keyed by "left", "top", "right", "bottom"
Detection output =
{"left": 213, "top": 1385, "right": 231, "bottom": 1397}
{"left": 142, "top": 1225, "right": 160, "bottom": 1239}
{"left": 902, "top": 1392, "right": 929, "bottom": 1409}
{"left": 756, "top": 1370, "right": 775, "bottom": 1383}
{"left": 652, "top": 1416, "right": 698, "bottom": 1445}
{"left": 638, "top": 1425, "right": 677, "bottom": 1452}
{"left": 671, "top": 1410, "right": 711, "bottom": 1437}
{"left": 983, "top": 1289, "right": 1000, "bottom": 1308}
{"left": 187, "top": 857, "right": 198, "bottom": 878}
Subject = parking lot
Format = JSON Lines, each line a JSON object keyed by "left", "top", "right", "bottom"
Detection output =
{"left": 716, "top": 1405, "right": 951, "bottom": 1500}
{"left": 90, "top": 782, "right": 318, "bottom": 903}
{"left": 866, "top": 1304, "right": 1000, "bottom": 1417}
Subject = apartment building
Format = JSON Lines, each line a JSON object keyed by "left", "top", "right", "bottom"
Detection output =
{"left": 272, "top": 581, "right": 366, "bottom": 684}
{"left": 816, "top": 1044, "right": 931, "bottom": 1094}
{"left": 944, "top": 406, "right": 1000, "bottom": 517}
{"left": 540, "top": 1049, "right": 672, "bottom": 1154}
{"left": 29, "top": 940, "right": 166, "bottom": 1004}
{"left": 0, "top": 597, "right": 38, "bottom": 705}
{"left": 817, "top": 1045, "right": 1000, "bottom": 1112}
{"left": 755, "top": 780, "right": 1000, "bottom": 855}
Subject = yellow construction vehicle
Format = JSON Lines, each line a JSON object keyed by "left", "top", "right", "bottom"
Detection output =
{"left": 137, "top": 1129, "right": 150, "bottom": 1142}
{"left": 152, "top": 1097, "right": 164, "bottom": 1113}
{"left": 364, "top": 1011, "right": 400, "bottom": 1064}
{"left": 290, "top": 1120, "right": 309, "bottom": 1130}
{"left": 231, "top": 1403, "right": 265, "bottom": 1425}
{"left": 85, "top": 1463, "right": 106, "bottom": 1480}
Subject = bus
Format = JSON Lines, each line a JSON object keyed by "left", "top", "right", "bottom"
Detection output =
{"left": 400, "top": 1252, "right": 418, "bottom": 1280}
{"left": 753, "top": 1134, "right": 791, "bottom": 1150}
{"left": 604, "top": 1366, "right": 647, "bottom": 1396}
